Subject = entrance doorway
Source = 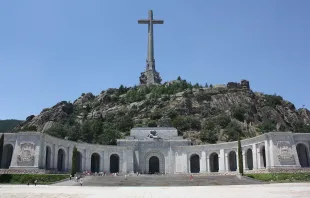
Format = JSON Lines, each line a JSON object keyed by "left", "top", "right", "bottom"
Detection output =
{"left": 190, "top": 154, "right": 200, "bottom": 173}
{"left": 110, "top": 154, "right": 119, "bottom": 173}
{"left": 57, "top": 149, "right": 66, "bottom": 171}
{"left": 246, "top": 149, "right": 253, "bottom": 170}
{"left": 209, "top": 153, "right": 219, "bottom": 172}
{"left": 228, "top": 151, "right": 237, "bottom": 171}
{"left": 91, "top": 153, "right": 100, "bottom": 173}
{"left": 45, "top": 146, "right": 52, "bottom": 169}
{"left": 149, "top": 156, "right": 159, "bottom": 174}
{"left": 296, "top": 144, "right": 310, "bottom": 167}
{"left": 1, "top": 144, "right": 13, "bottom": 169}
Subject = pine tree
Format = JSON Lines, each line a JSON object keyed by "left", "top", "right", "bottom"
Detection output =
{"left": 0, "top": 133, "right": 4, "bottom": 166}
{"left": 237, "top": 132, "right": 244, "bottom": 175}
{"left": 71, "top": 146, "right": 78, "bottom": 176}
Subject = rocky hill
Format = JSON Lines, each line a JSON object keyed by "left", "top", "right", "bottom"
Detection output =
{"left": 12, "top": 78, "right": 310, "bottom": 145}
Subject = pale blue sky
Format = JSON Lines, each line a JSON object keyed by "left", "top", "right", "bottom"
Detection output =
{"left": 0, "top": 0, "right": 309, "bottom": 120}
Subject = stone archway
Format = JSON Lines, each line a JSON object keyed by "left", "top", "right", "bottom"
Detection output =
{"left": 228, "top": 151, "right": 237, "bottom": 171}
{"left": 57, "top": 148, "right": 66, "bottom": 171}
{"left": 149, "top": 156, "right": 159, "bottom": 174}
{"left": 190, "top": 154, "right": 200, "bottom": 173}
{"left": 296, "top": 143, "right": 310, "bottom": 167}
{"left": 91, "top": 153, "right": 100, "bottom": 173}
{"left": 45, "top": 146, "right": 52, "bottom": 169}
{"left": 145, "top": 151, "right": 165, "bottom": 174}
{"left": 246, "top": 149, "right": 253, "bottom": 170}
{"left": 209, "top": 152, "right": 219, "bottom": 172}
{"left": 1, "top": 144, "right": 13, "bottom": 169}
{"left": 260, "top": 146, "right": 266, "bottom": 168}
{"left": 110, "top": 154, "right": 120, "bottom": 173}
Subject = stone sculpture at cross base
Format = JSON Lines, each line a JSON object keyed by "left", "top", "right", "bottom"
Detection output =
{"left": 138, "top": 10, "right": 163, "bottom": 85}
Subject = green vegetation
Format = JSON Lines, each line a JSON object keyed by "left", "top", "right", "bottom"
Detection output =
{"left": 293, "top": 121, "right": 310, "bottom": 133}
{"left": 246, "top": 173, "right": 310, "bottom": 182}
{"left": 21, "top": 125, "right": 37, "bottom": 131}
{"left": 71, "top": 146, "right": 78, "bottom": 176}
{"left": 231, "top": 106, "right": 246, "bottom": 122}
{"left": 264, "top": 94, "right": 283, "bottom": 108}
{"left": 258, "top": 120, "right": 276, "bottom": 133}
{"left": 0, "top": 174, "right": 69, "bottom": 184}
{"left": 0, "top": 119, "right": 23, "bottom": 132}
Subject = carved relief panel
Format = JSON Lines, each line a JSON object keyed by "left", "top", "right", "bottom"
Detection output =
{"left": 17, "top": 141, "right": 36, "bottom": 166}
{"left": 277, "top": 141, "right": 296, "bottom": 165}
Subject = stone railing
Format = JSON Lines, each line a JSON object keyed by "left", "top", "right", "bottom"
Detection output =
{"left": 0, "top": 169, "right": 68, "bottom": 175}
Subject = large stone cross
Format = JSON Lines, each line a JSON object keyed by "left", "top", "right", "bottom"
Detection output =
{"left": 138, "top": 10, "right": 164, "bottom": 71}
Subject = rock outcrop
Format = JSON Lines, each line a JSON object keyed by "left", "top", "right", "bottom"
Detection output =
{"left": 12, "top": 79, "right": 310, "bottom": 144}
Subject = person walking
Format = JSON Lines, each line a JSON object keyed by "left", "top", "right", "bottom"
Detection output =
{"left": 34, "top": 180, "right": 37, "bottom": 186}
{"left": 80, "top": 179, "right": 83, "bottom": 186}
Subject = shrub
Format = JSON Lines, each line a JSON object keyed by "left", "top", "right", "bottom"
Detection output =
{"left": 200, "top": 130, "right": 218, "bottom": 144}
{"left": 258, "top": 120, "right": 276, "bottom": 133}
{"left": 216, "top": 114, "right": 231, "bottom": 128}
{"left": 172, "top": 116, "right": 191, "bottom": 132}
{"left": 147, "top": 120, "right": 157, "bottom": 127}
{"left": 0, "top": 174, "right": 69, "bottom": 184}
{"left": 150, "top": 109, "right": 163, "bottom": 120}
{"left": 224, "top": 121, "right": 242, "bottom": 141}
{"left": 231, "top": 106, "right": 246, "bottom": 122}
{"left": 264, "top": 94, "right": 283, "bottom": 108}
{"left": 189, "top": 117, "right": 201, "bottom": 130}
{"left": 196, "top": 92, "right": 212, "bottom": 103}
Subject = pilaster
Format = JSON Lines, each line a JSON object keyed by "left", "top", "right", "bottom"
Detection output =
{"left": 265, "top": 140, "right": 270, "bottom": 168}
{"left": 200, "top": 151, "right": 206, "bottom": 173}
{"left": 103, "top": 152, "right": 110, "bottom": 173}
{"left": 219, "top": 149, "right": 225, "bottom": 172}
{"left": 252, "top": 144, "right": 257, "bottom": 170}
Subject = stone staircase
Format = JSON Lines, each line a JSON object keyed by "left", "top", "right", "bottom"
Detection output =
{"left": 68, "top": 174, "right": 265, "bottom": 186}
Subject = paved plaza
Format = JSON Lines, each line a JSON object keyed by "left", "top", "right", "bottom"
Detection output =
{"left": 1, "top": 183, "right": 310, "bottom": 198}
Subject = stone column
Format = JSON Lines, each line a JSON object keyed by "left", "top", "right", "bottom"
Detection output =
{"left": 265, "top": 140, "right": 270, "bottom": 168}
{"left": 219, "top": 149, "right": 225, "bottom": 172}
{"left": 122, "top": 150, "right": 127, "bottom": 174}
{"left": 207, "top": 156, "right": 210, "bottom": 172}
{"left": 252, "top": 144, "right": 257, "bottom": 170}
{"left": 225, "top": 153, "right": 229, "bottom": 171}
{"left": 53, "top": 145, "right": 58, "bottom": 169}
{"left": 257, "top": 149, "right": 262, "bottom": 169}
{"left": 82, "top": 149, "right": 86, "bottom": 172}
{"left": 200, "top": 151, "right": 206, "bottom": 173}
{"left": 187, "top": 154, "right": 191, "bottom": 173}
{"left": 236, "top": 151, "right": 239, "bottom": 172}
{"left": 85, "top": 150, "right": 91, "bottom": 171}
{"left": 100, "top": 152, "right": 104, "bottom": 172}
{"left": 243, "top": 151, "right": 247, "bottom": 170}
{"left": 269, "top": 139, "right": 275, "bottom": 168}
{"left": 103, "top": 152, "right": 110, "bottom": 173}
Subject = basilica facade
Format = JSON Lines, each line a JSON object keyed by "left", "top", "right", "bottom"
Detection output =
{"left": 1, "top": 127, "right": 310, "bottom": 174}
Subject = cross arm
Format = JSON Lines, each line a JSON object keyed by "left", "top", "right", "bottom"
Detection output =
{"left": 138, "top": 20, "right": 149, "bottom": 24}
{"left": 152, "top": 20, "right": 164, "bottom": 24}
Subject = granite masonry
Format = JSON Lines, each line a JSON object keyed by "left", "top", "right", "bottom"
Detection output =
{"left": 1, "top": 127, "right": 310, "bottom": 174}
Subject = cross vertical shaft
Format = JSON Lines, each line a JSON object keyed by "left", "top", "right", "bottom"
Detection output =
{"left": 138, "top": 10, "right": 164, "bottom": 71}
